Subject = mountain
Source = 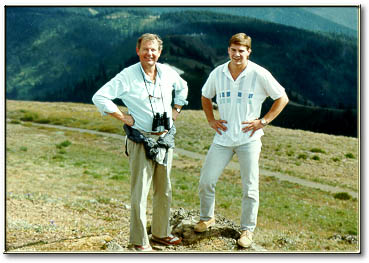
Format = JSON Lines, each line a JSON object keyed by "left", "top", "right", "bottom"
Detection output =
{"left": 34, "top": 6, "right": 359, "bottom": 36}
{"left": 5, "top": 7, "right": 359, "bottom": 136}
{"left": 302, "top": 7, "right": 358, "bottom": 31}
{"left": 146, "top": 6, "right": 358, "bottom": 37}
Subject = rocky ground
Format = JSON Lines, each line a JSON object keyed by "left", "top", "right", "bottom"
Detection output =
{"left": 5, "top": 121, "right": 358, "bottom": 253}
{"left": 105, "top": 207, "right": 266, "bottom": 253}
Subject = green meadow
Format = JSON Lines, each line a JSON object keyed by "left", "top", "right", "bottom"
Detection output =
{"left": 5, "top": 100, "right": 359, "bottom": 252}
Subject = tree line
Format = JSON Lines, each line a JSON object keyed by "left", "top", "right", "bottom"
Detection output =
{"left": 6, "top": 8, "right": 358, "bottom": 137}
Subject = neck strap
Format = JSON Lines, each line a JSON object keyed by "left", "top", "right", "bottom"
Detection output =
{"left": 140, "top": 65, "right": 166, "bottom": 117}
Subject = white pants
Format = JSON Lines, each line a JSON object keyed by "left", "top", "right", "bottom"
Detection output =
{"left": 126, "top": 136, "right": 173, "bottom": 246}
{"left": 199, "top": 140, "right": 262, "bottom": 232}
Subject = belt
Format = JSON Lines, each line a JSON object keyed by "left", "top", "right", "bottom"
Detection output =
{"left": 136, "top": 128, "right": 168, "bottom": 136}
{"left": 151, "top": 131, "right": 168, "bottom": 136}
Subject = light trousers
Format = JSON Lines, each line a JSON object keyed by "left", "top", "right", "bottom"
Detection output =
{"left": 199, "top": 139, "right": 262, "bottom": 232}
{"left": 126, "top": 136, "right": 173, "bottom": 246}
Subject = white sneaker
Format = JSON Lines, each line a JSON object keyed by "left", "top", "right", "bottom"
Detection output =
{"left": 194, "top": 218, "right": 215, "bottom": 233}
{"left": 237, "top": 230, "right": 253, "bottom": 248}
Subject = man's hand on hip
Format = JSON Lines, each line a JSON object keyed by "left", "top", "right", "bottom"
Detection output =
{"left": 108, "top": 111, "right": 135, "bottom": 126}
{"left": 242, "top": 119, "right": 263, "bottom": 137}
{"left": 122, "top": 113, "right": 135, "bottom": 126}
{"left": 209, "top": 119, "right": 228, "bottom": 135}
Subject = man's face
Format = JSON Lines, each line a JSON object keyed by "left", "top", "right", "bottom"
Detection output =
{"left": 136, "top": 40, "right": 162, "bottom": 68}
{"left": 228, "top": 44, "right": 251, "bottom": 66}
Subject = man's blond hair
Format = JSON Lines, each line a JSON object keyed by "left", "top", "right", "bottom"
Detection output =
{"left": 229, "top": 33, "right": 252, "bottom": 49}
{"left": 137, "top": 33, "right": 163, "bottom": 51}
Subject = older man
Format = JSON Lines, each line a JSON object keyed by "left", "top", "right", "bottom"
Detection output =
{"left": 92, "top": 33, "right": 188, "bottom": 251}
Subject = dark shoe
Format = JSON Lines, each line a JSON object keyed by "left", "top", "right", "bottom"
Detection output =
{"left": 152, "top": 234, "right": 182, "bottom": 246}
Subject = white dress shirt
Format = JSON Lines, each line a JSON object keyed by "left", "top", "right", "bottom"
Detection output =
{"left": 92, "top": 62, "right": 188, "bottom": 132}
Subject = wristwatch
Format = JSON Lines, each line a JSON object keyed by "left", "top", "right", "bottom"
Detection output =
{"left": 260, "top": 117, "right": 268, "bottom": 126}
{"left": 174, "top": 107, "right": 181, "bottom": 113}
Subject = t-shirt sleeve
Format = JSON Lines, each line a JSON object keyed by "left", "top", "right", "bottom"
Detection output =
{"left": 201, "top": 70, "right": 217, "bottom": 99}
{"left": 262, "top": 70, "right": 286, "bottom": 100}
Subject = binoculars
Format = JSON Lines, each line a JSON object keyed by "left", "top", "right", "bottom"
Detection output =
{"left": 152, "top": 112, "right": 170, "bottom": 132}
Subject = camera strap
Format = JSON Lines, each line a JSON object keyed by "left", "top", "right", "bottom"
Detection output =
{"left": 140, "top": 65, "right": 166, "bottom": 117}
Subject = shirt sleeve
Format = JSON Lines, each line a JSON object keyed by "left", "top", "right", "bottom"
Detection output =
{"left": 201, "top": 70, "right": 216, "bottom": 99}
{"left": 92, "top": 71, "right": 127, "bottom": 116}
{"left": 173, "top": 75, "right": 189, "bottom": 106}
{"left": 162, "top": 65, "right": 188, "bottom": 106}
{"left": 262, "top": 69, "right": 286, "bottom": 100}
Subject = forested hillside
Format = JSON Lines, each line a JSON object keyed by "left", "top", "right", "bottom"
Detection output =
{"left": 148, "top": 6, "right": 358, "bottom": 37}
{"left": 5, "top": 7, "right": 359, "bottom": 136}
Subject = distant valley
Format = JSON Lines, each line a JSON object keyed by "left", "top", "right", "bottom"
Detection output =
{"left": 5, "top": 6, "right": 359, "bottom": 136}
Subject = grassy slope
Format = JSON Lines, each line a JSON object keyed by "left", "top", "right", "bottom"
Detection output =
{"left": 5, "top": 100, "right": 359, "bottom": 252}
{"left": 7, "top": 100, "right": 359, "bottom": 191}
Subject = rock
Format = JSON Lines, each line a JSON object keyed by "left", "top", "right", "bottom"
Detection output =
{"left": 343, "top": 235, "right": 358, "bottom": 244}
{"left": 105, "top": 241, "right": 124, "bottom": 252}
{"left": 275, "top": 236, "right": 294, "bottom": 247}
{"left": 169, "top": 208, "right": 242, "bottom": 249}
{"left": 106, "top": 208, "right": 267, "bottom": 252}
{"left": 328, "top": 234, "right": 358, "bottom": 244}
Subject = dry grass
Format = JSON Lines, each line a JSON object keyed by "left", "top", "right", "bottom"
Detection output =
{"left": 5, "top": 100, "right": 360, "bottom": 252}
{"left": 6, "top": 123, "right": 132, "bottom": 252}
{"left": 7, "top": 99, "right": 359, "bottom": 191}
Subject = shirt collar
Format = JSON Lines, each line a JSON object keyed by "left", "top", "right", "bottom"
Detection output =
{"left": 139, "top": 63, "right": 162, "bottom": 83}
{"left": 222, "top": 60, "right": 250, "bottom": 81}
{"left": 222, "top": 61, "right": 231, "bottom": 74}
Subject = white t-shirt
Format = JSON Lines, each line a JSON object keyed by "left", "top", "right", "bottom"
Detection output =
{"left": 202, "top": 60, "right": 286, "bottom": 146}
